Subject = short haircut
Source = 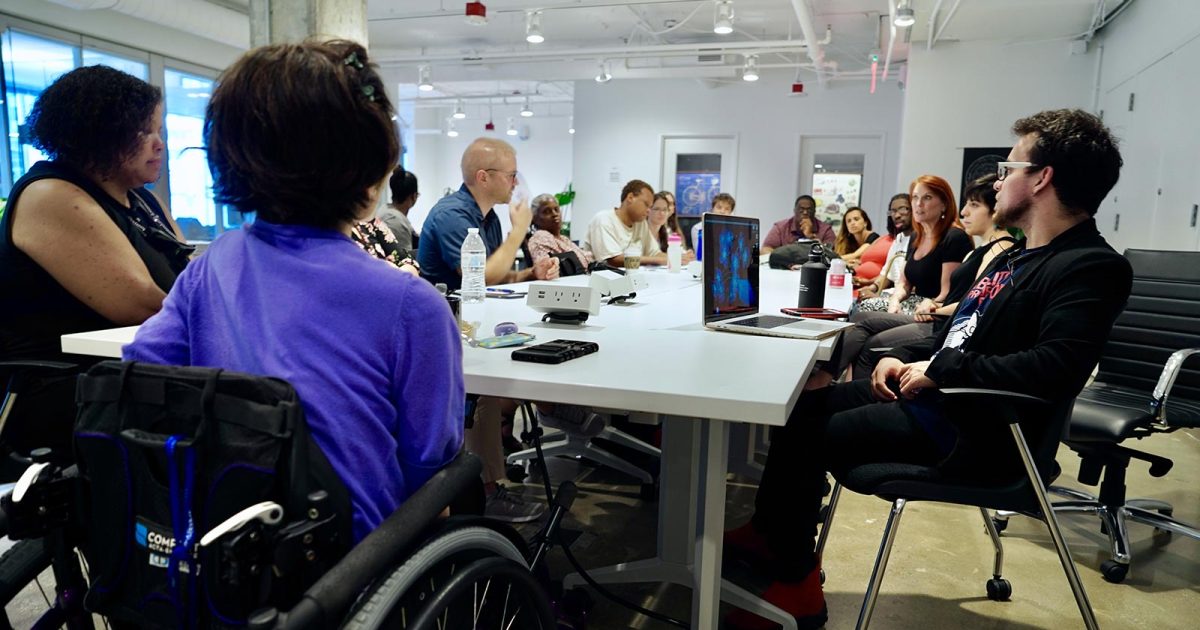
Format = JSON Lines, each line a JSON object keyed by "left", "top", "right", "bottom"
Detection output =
{"left": 207, "top": 40, "right": 399, "bottom": 228}
{"left": 620, "top": 179, "right": 653, "bottom": 203}
{"left": 962, "top": 173, "right": 998, "bottom": 211}
{"left": 1011, "top": 109, "right": 1122, "bottom": 217}
{"left": 712, "top": 192, "right": 736, "bottom": 210}
{"left": 531, "top": 193, "right": 558, "bottom": 213}
{"left": 389, "top": 166, "right": 418, "bottom": 204}
{"left": 889, "top": 193, "right": 911, "bottom": 208}
{"left": 460, "top": 137, "right": 516, "bottom": 184}
{"left": 27, "top": 65, "right": 162, "bottom": 178}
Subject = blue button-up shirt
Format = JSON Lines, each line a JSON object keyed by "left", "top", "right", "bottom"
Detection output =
{"left": 417, "top": 184, "right": 503, "bottom": 290}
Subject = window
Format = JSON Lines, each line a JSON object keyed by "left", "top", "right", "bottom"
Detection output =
{"left": 2, "top": 29, "right": 77, "bottom": 191}
{"left": 163, "top": 67, "right": 223, "bottom": 241}
{"left": 82, "top": 48, "right": 147, "bottom": 80}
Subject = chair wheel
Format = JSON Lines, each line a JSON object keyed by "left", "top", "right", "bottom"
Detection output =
{"left": 506, "top": 463, "right": 528, "bottom": 483}
{"left": 992, "top": 517, "right": 1008, "bottom": 533}
{"left": 985, "top": 578, "right": 1011, "bottom": 601}
{"left": 1100, "top": 559, "right": 1128, "bottom": 583}
{"left": 819, "top": 569, "right": 826, "bottom": 585}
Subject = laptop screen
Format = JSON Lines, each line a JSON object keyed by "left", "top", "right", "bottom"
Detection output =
{"left": 702, "top": 213, "right": 761, "bottom": 323}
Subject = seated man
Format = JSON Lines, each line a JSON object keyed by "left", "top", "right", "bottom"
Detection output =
{"left": 123, "top": 40, "right": 464, "bottom": 543}
{"left": 689, "top": 192, "right": 736, "bottom": 255}
{"left": 723, "top": 108, "right": 1133, "bottom": 630}
{"left": 762, "top": 195, "right": 836, "bottom": 253}
{"left": 855, "top": 193, "right": 913, "bottom": 298}
{"left": 583, "top": 179, "right": 669, "bottom": 267}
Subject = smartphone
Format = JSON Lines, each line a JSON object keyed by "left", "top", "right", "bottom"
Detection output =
{"left": 486, "top": 288, "right": 528, "bottom": 299}
{"left": 475, "top": 332, "right": 536, "bottom": 349}
{"left": 511, "top": 339, "right": 599, "bottom": 364}
{"left": 780, "top": 307, "right": 848, "bottom": 320}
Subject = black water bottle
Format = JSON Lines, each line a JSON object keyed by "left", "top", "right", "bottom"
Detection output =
{"left": 797, "top": 244, "right": 829, "bottom": 309}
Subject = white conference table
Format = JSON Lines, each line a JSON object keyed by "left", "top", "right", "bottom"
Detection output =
{"left": 63, "top": 265, "right": 834, "bottom": 630}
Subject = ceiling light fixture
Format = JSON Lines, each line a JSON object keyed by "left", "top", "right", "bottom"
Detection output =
{"left": 520, "top": 96, "right": 534, "bottom": 117}
{"left": 464, "top": 2, "right": 487, "bottom": 26}
{"left": 506, "top": 116, "right": 518, "bottom": 136}
{"left": 595, "top": 61, "right": 612, "bottom": 83}
{"left": 568, "top": 116, "right": 575, "bottom": 134}
{"left": 894, "top": 0, "right": 915, "bottom": 28}
{"left": 742, "top": 54, "right": 759, "bottom": 81}
{"left": 418, "top": 65, "right": 433, "bottom": 91}
{"left": 446, "top": 118, "right": 459, "bottom": 138}
{"left": 525, "top": 11, "right": 545, "bottom": 44}
{"left": 713, "top": 1, "right": 734, "bottom": 35}
{"left": 453, "top": 100, "right": 466, "bottom": 119}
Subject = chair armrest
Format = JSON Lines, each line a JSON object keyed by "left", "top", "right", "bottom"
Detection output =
{"left": 940, "top": 388, "right": 1050, "bottom": 424}
{"left": 279, "top": 450, "right": 483, "bottom": 629}
{"left": 1151, "top": 347, "right": 1200, "bottom": 425}
{"left": 0, "top": 360, "right": 80, "bottom": 375}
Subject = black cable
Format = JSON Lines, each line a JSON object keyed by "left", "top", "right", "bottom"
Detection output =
{"left": 523, "top": 405, "right": 690, "bottom": 629}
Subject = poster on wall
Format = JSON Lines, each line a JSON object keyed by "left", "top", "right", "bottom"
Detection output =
{"left": 675, "top": 171, "right": 721, "bottom": 216}
{"left": 810, "top": 173, "right": 861, "bottom": 228}
{"left": 961, "top": 147, "right": 1010, "bottom": 203}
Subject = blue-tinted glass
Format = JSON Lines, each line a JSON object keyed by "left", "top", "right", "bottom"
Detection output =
{"left": 3, "top": 30, "right": 78, "bottom": 193}
{"left": 164, "top": 67, "right": 234, "bottom": 241}
{"left": 81, "top": 48, "right": 147, "bottom": 80}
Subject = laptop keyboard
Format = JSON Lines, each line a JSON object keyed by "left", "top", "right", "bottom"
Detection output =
{"left": 732, "top": 315, "right": 800, "bottom": 329}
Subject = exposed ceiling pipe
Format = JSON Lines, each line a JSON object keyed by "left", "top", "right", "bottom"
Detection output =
{"left": 370, "top": 0, "right": 704, "bottom": 22}
{"left": 47, "top": 0, "right": 249, "bottom": 49}
{"left": 787, "top": 0, "right": 829, "bottom": 87}
{"left": 930, "top": 0, "right": 964, "bottom": 50}
{"left": 881, "top": 5, "right": 896, "bottom": 82}
{"left": 379, "top": 38, "right": 813, "bottom": 66}
{"left": 927, "top": 0, "right": 945, "bottom": 51}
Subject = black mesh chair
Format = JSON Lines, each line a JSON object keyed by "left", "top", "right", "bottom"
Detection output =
{"left": 994, "top": 248, "right": 1200, "bottom": 583}
{"left": 816, "top": 389, "right": 1098, "bottom": 630}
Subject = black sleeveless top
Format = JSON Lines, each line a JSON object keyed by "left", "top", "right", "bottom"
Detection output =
{"left": 0, "top": 161, "right": 192, "bottom": 360}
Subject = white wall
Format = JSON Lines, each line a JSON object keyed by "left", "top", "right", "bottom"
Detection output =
{"left": 897, "top": 39, "right": 1095, "bottom": 195}
{"left": 571, "top": 71, "right": 906, "bottom": 239}
{"left": 407, "top": 106, "right": 575, "bottom": 237}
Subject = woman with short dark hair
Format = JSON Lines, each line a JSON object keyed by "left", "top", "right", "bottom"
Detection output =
{"left": 125, "top": 40, "right": 465, "bottom": 542}
{"left": 0, "top": 65, "right": 192, "bottom": 469}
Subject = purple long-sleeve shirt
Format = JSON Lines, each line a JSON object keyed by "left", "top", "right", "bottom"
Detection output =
{"left": 125, "top": 220, "right": 464, "bottom": 542}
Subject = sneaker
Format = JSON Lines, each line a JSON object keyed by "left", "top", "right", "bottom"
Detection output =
{"left": 725, "top": 566, "right": 827, "bottom": 630}
{"left": 484, "top": 484, "right": 546, "bottom": 523}
{"left": 724, "top": 521, "right": 774, "bottom": 572}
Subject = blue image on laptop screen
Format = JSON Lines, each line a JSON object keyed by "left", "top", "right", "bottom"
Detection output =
{"left": 704, "top": 215, "right": 760, "bottom": 318}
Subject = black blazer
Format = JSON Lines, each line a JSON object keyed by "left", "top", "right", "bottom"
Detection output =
{"left": 888, "top": 218, "right": 1133, "bottom": 406}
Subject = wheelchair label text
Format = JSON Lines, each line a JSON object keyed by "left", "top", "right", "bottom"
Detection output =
{"left": 135, "top": 518, "right": 195, "bottom": 572}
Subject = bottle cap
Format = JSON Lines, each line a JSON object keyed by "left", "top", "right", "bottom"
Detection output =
{"left": 667, "top": 233, "right": 682, "bottom": 244}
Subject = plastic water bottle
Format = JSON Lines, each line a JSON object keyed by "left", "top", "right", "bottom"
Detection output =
{"left": 824, "top": 258, "right": 853, "bottom": 312}
{"left": 460, "top": 228, "right": 486, "bottom": 337}
{"left": 797, "top": 244, "right": 829, "bottom": 309}
{"left": 667, "top": 233, "right": 683, "bottom": 272}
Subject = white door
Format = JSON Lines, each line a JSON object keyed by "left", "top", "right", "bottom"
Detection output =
{"left": 1100, "top": 72, "right": 1157, "bottom": 253}
{"left": 1149, "top": 35, "right": 1200, "bottom": 251}
{"left": 660, "top": 135, "right": 739, "bottom": 219}
{"left": 798, "top": 135, "right": 886, "bottom": 231}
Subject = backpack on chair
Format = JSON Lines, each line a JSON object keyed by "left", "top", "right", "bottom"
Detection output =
{"left": 73, "top": 360, "right": 352, "bottom": 629}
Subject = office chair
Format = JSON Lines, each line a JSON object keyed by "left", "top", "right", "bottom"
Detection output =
{"left": 993, "top": 248, "right": 1200, "bottom": 583}
{"left": 816, "top": 388, "right": 1098, "bottom": 630}
{"left": 506, "top": 403, "right": 661, "bottom": 486}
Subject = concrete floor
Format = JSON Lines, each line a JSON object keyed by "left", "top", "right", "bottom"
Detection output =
{"left": 3, "top": 426, "right": 1197, "bottom": 628}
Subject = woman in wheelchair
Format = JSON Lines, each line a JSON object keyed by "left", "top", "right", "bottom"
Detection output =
{"left": 0, "top": 41, "right": 562, "bottom": 630}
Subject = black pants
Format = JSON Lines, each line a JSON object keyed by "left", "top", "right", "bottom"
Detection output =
{"left": 750, "top": 379, "right": 943, "bottom": 580}
{"left": 819, "top": 312, "right": 926, "bottom": 380}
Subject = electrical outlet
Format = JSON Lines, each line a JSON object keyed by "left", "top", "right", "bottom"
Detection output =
{"left": 589, "top": 270, "right": 648, "bottom": 299}
{"left": 526, "top": 283, "right": 601, "bottom": 315}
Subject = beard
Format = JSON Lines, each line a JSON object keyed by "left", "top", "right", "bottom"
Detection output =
{"left": 995, "top": 196, "right": 1031, "bottom": 228}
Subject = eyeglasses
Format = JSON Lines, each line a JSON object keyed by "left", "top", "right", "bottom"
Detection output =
{"left": 997, "top": 161, "right": 1039, "bottom": 181}
{"left": 889, "top": 206, "right": 912, "bottom": 216}
{"left": 650, "top": 207, "right": 670, "bottom": 214}
{"left": 484, "top": 168, "right": 519, "bottom": 182}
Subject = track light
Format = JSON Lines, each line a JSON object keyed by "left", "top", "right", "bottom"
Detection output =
{"left": 568, "top": 116, "right": 575, "bottom": 135}
{"left": 446, "top": 118, "right": 459, "bottom": 137}
{"left": 742, "top": 54, "right": 759, "bottom": 81}
{"left": 453, "top": 100, "right": 466, "bottom": 119}
{"left": 894, "top": 0, "right": 915, "bottom": 28}
{"left": 520, "top": 97, "right": 533, "bottom": 117}
{"left": 595, "top": 61, "right": 612, "bottom": 83}
{"left": 418, "top": 65, "right": 433, "bottom": 91}
{"left": 713, "top": 1, "right": 734, "bottom": 35}
{"left": 506, "top": 117, "right": 518, "bottom": 136}
{"left": 525, "top": 11, "right": 544, "bottom": 44}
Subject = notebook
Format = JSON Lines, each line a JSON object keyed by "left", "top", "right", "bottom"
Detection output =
{"left": 701, "top": 213, "right": 851, "bottom": 340}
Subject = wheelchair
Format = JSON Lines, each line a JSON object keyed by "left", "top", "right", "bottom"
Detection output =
{"left": 0, "top": 360, "right": 574, "bottom": 630}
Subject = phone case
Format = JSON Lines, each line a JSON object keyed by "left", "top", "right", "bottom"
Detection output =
{"left": 780, "top": 307, "right": 848, "bottom": 320}
{"left": 475, "top": 333, "right": 536, "bottom": 349}
{"left": 511, "top": 339, "right": 599, "bottom": 364}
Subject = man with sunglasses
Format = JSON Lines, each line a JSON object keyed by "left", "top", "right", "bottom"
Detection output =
{"left": 723, "top": 109, "right": 1132, "bottom": 630}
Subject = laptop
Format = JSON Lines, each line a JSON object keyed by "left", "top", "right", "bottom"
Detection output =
{"left": 701, "top": 213, "right": 851, "bottom": 340}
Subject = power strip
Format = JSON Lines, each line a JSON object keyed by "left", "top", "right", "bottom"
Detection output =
{"left": 526, "top": 283, "right": 601, "bottom": 317}
{"left": 589, "top": 270, "right": 649, "bottom": 302}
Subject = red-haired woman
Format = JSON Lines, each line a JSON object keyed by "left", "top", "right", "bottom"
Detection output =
{"left": 857, "top": 175, "right": 971, "bottom": 314}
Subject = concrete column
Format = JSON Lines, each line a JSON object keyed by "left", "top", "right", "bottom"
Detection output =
{"left": 248, "top": 0, "right": 368, "bottom": 47}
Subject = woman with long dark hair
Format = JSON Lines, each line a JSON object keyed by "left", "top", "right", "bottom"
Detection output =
{"left": 833, "top": 206, "right": 878, "bottom": 265}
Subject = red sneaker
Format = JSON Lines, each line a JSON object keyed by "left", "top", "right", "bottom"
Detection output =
{"left": 723, "top": 521, "right": 774, "bottom": 569}
{"left": 725, "top": 566, "right": 827, "bottom": 630}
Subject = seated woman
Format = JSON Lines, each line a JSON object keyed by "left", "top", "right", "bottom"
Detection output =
{"left": 124, "top": 40, "right": 464, "bottom": 542}
{"left": 526, "top": 193, "right": 593, "bottom": 269}
{"left": 833, "top": 206, "right": 878, "bottom": 267}
{"left": 853, "top": 214, "right": 894, "bottom": 281}
{"left": 649, "top": 191, "right": 687, "bottom": 253}
{"left": 350, "top": 215, "right": 420, "bottom": 275}
{"left": 808, "top": 174, "right": 1013, "bottom": 388}
{"left": 0, "top": 65, "right": 192, "bottom": 469}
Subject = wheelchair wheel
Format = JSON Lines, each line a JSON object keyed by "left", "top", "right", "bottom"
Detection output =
{"left": 343, "top": 524, "right": 554, "bottom": 630}
{"left": 0, "top": 539, "right": 52, "bottom": 606}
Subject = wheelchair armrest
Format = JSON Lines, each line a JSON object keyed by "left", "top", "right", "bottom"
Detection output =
{"left": 940, "top": 388, "right": 1050, "bottom": 424}
{"left": 0, "top": 360, "right": 80, "bottom": 380}
{"left": 276, "top": 451, "right": 483, "bottom": 629}
{"left": 1151, "top": 347, "right": 1200, "bottom": 426}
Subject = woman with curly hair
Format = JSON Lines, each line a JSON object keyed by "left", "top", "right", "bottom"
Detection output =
{"left": 0, "top": 65, "right": 191, "bottom": 469}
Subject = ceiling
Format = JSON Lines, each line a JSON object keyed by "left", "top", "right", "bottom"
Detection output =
{"left": 364, "top": 0, "right": 1114, "bottom": 105}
